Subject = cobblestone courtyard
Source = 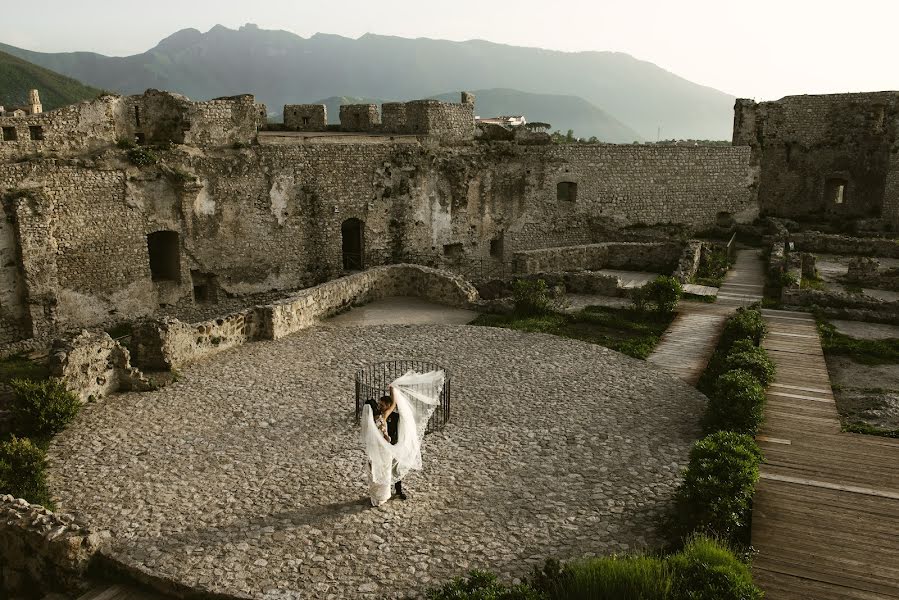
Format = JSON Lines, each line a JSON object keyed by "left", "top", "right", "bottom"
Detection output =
{"left": 47, "top": 324, "right": 705, "bottom": 599}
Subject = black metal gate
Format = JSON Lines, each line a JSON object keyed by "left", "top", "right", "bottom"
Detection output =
{"left": 354, "top": 360, "right": 451, "bottom": 434}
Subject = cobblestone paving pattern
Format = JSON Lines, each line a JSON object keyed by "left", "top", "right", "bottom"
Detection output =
{"left": 48, "top": 325, "right": 705, "bottom": 599}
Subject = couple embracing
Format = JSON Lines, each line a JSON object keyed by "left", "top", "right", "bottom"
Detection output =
{"left": 360, "top": 370, "right": 445, "bottom": 507}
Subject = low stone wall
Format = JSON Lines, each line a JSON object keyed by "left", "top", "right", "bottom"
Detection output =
{"left": 131, "top": 265, "right": 478, "bottom": 370}
{"left": 0, "top": 495, "right": 108, "bottom": 597}
{"left": 49, "top": 331, "right": 152, "bottom": 402}
{"left": 513, "top": 242, "right": 681, "bottom": 275}
{"left": 672, "top": 241, "right": 703, "bottom": 283}
{"left": 783, "top": 287, "right": 899, "bottom": 322}
{"left": 793, "top": 232, "right": 899, "bottom": 258}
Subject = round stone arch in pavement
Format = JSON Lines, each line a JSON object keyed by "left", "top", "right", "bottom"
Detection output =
{"left": 47, "top": 324, "right": 705, "bottom": 599}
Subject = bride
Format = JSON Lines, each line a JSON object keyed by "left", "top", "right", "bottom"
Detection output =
{"left": 360, "top": 369, "right": 445, "bottom": 506}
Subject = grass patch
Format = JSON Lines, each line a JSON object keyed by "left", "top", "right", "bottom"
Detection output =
{"left": 800, "top": 275, "right": 825, "bottom": 290}
{"left": 692, "top": 244, "right": 732, "bottom": 288}
{"left": 817, "top": 318, "right": 899, "bottom": 364}
{"left": 0, "top": 353, "right": 49, "bottom": 385}
{"left": 844, "top": 421, "right": 899, "bottom": 438}
{"left": 472, "top": 306, "right": 673, "bottom": 359}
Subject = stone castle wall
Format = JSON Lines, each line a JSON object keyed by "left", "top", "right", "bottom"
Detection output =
{"left": 0, "top": 141, "right": 755, "bottom": 340}
{"left": 0, "top": 96, "right": 119, "bottom": 160}
{"left": 339, "top": 104, "right": 380, "bottom": 131}
{"left": 284, "top": 104, "right": 327, "bottom": 131}
{"left": 513, "top": 241, "right": 683, "bottom": 274}
{"left": 734, "top": 93, "right": 899, "bottom": 220}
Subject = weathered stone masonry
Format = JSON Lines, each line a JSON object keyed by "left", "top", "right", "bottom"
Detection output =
{"left": 0, "top": 89, "right": 757, "bottom": 342}
{"left": 734, "top": 92, "right": 899, "bottom": 221}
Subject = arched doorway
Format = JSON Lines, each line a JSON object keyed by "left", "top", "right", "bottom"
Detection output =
{"left": 341, "top": 218, "right": 364, "bottom": 270}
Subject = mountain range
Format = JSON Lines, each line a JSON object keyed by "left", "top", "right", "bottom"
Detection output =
{"left": 0, "top": 24, "right": 737, "bottom": 140}
{"left": 0, "top": 49, "right": 101, "bottom": 111}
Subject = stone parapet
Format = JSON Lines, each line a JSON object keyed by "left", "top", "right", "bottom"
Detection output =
{"left": 0, "top": 494, "right": 108, "bottom": 597}
{"left": 131, "top": 264, "right": 479, "bottom": 370}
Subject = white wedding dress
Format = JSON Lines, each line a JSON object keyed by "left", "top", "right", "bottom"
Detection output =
{"left": 360, "top": 370, "right": 445, "bottom": 506}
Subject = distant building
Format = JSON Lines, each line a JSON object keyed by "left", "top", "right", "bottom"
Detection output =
{"left": 475, "top": 115, "right": 527, "bottom": 127}
{"left": 3, "top": 89, "right": 43, "bottom": 116}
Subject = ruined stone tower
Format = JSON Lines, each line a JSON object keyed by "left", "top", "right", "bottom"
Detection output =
{"left": 28, "top": 89, "right": 42, "bottom": 114}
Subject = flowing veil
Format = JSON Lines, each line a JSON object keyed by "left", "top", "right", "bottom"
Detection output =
{"left": 360, "top": 369, "right": 445, "bottom": 504}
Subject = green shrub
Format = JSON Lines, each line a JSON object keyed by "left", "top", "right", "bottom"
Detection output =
{"left": 513, "top": 279, "right": 553, "bottom": 316}
{"left": 10, "top": 378, "right": 81, "bottom": 438}
{"left": 675, "top": 431, "right": 761, "bottom": 546}
{"left": 0, "top": 436, "right": 52, "bottom": 506}
{"left": 723, "top": 344, "right": 776, "bottom": 388}
{"left": 634, "top": 275, "right": 683, "bottom": 314}
{"left": 115, "top": 136, "right": 136, "bottom": 149}
{"left": 426, "top": 570, "right": 540, "bottom": 600}
{"left": 668, "top": 536, "right": 762, "bottom": 600}
{"left": 719, "top": 307, "right": 766, "bottom": 352}
{"left": 704, "top": 369, "right": 766, "bottom": 435}
{"left": 126, "top": 146, "right": 158, "bottom": 167}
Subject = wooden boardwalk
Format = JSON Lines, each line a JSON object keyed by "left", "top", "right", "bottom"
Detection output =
{"left": 752, "top": 309, "right": 899, "bottom": 599}
{"left": 648, "top": 249, "right": 764, "bottom": 384}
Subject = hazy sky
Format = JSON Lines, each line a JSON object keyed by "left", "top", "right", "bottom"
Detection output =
{"left": 4, "top": 0, "right": 897, "bottom": 100}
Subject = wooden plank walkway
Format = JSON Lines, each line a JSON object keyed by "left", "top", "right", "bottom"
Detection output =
{"left": 752, "top": 309, "right": 899, "bottom": 599}
{"left": 717, "top": 248, "right": 765, "bottom": 307}
{"left": 648, "top": 249, "right": 764, "bottom": 384}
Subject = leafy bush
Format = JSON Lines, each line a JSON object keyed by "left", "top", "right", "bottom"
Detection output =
{"left": 115, "top": 136, "right": 136, "bottom": 149}
{"left": 718, "top": 307, "right": 766, "bottom": 352}
{"left": 705, "top": 369, "right": 766, "bottom": 435}
{"left": 674, "top": 431, "right": 761, "bottom": 547}
{"left": 513, "top": 279, "right": 553, "bottom": 316}
{"left": 426, "top": 570, "right": 540, "bottom": 600}
{"left": 0, "top": 436, "right": 52, "bottom": 506}
{"left": 668, "top": 536, "right": 763, "bottom": 600}
{"left": 10, "top": 378, "right": 80, "bottom": 438}
{"left": 634, "top": 276, "right": 683, "bottom": 314}
{"left": 126, "top": 146, "right": 158, "bottom": 167}
{"left": 723, "top": 344, "right": 776, "bottom": 388}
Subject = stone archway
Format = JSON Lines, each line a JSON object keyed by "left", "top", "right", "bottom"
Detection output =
{"left": 341, "top": 218, "right": 364, "bottom": 270}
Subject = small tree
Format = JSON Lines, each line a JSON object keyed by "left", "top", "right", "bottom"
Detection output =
{"left": 0, "top": 436, "right": 51, "bottom": 506}
{"left": 634, "top": 275, "right": 683, "bottom": 314}
{"left": 10, "top": 378, "right": 81, "bottom": 438}
{"left": 513, "top": 279, "right": 553, "bottom": 316}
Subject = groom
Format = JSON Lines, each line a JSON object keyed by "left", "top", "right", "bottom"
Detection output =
{"left": 379, "top": 393, "right": 407, "bottom": 500}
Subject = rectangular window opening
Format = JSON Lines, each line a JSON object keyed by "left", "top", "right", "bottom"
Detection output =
{"left": 490, "top": 237, "right": 504, "bottom": 258}
{"left": 443, "top": 243, "right": 464, "bottom": 259}
{"left": 1, "top": 127, "right": 16, "bottom": 142}
{"left": 28, "top": 125, "right": 43, "bottom": 141}
{"left": 147, "top": 231, "right": 181, "bottom": 282}
{"left": 826, "top": 178, "right": 847, "bottom": 205}
{"left": 557, "top": 181, "right": 577, "bottom": 202}
{"left": 302, "top": 116, "right": 310, "bottom": 126}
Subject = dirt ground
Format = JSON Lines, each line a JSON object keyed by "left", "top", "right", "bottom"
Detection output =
{"left": 826, "top": 355, "right": 899, "bottom": 429}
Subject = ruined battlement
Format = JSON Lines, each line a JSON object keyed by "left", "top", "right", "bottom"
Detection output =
{"left": 0, "top": 90, "right": 266, "bottom": 160}
{"left": 734, "top": 91, "right": 899, "bottom": 220}
{"left": 281, "top": 93, "right": 476, "bottom": 142}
